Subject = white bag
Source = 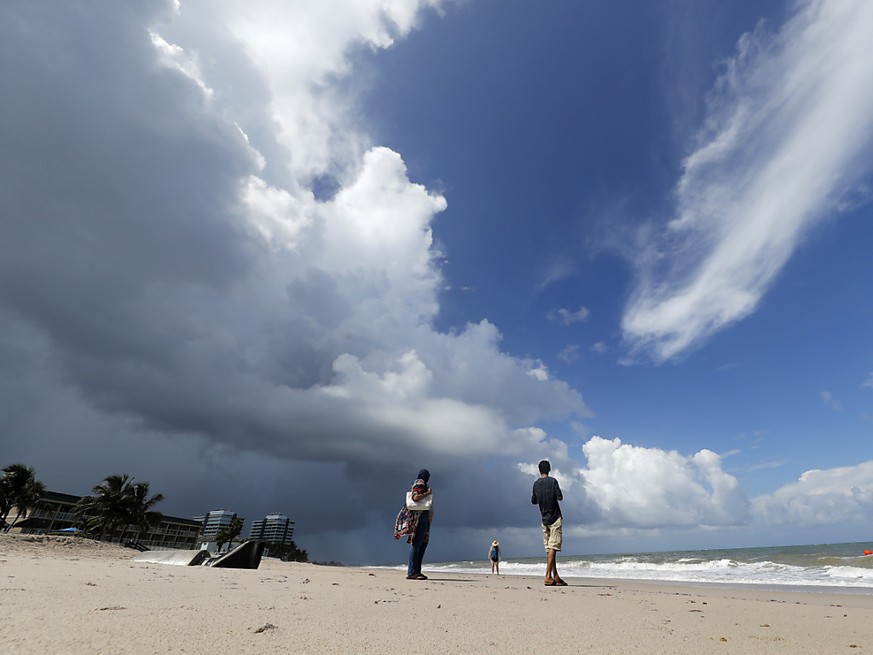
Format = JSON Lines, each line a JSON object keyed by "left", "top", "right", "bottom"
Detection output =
{"left": 406, "top": 490, "right": 433, "bottom": 511}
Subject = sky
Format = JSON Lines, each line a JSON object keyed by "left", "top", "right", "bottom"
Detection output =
{"left": 2, "top": 0, "right": 873, "bottom": 565}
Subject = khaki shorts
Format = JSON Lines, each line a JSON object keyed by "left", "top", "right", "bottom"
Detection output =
{"left": 542, "top": 516, "right": 562, "bottom": 552}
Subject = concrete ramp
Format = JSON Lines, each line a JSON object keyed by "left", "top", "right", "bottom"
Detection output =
{"left": 206, "top": 540, "right": 265, "bottom": 569}
{"left": 132, "top": 549, "right": 211, "bottom": 566}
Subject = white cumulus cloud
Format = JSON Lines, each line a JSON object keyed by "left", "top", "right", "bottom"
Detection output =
{"left": 580, "top": 436, "right": 750, "bottom": 528}
{"left": 753, "top": 460, "right": 873, "bottom": 526}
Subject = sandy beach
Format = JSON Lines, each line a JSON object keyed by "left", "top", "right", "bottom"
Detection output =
{"left": 2, "top": 534, "right": 871, "bottom": 654}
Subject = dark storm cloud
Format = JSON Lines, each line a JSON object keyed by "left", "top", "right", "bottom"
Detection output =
{"left": 0, "top": 2, "right": 259, "bottom": 396}
{"left": 0, "top": 1, "right": 590, "bottom": 563}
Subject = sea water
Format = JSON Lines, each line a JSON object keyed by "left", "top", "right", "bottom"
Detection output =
{"left": 416, "top": 542, "right": 873, "bottom": 592}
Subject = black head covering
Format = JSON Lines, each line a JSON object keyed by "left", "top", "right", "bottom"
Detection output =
{"left": 417, "top": 468, "right": 430, "bottom": 482}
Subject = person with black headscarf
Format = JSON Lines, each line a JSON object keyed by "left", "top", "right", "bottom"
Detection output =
{"left": 406, "top": 468, "right": 432, "bottom": 580}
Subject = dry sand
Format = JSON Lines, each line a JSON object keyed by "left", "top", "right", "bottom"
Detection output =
{"left": 2, "top": 533, "right": 871, "bottom": 654}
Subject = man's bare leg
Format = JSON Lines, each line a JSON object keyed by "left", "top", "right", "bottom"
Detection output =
{"left": 545, "top": 548, "right": 557, "bottom": 584}
{"left": 554, "top": 554, "right": 566, "bottom": 585}
{"left": 547, "top": 548, "right": 566, "bottom": 584}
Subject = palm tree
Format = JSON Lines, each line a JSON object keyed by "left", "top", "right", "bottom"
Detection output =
{"left": 75, "top": 474, "right": 133, "bottom": 541}
{"left": 1, "top": 464, "right": 47, "bottom": 530}
{"left": 125, "top": 482, "right": 164, "bottom": 543}
{"left": 0, "top": 475, "right": 12, "bottom": 530}
{"left": 75, "top": 475, "right": 166, "bottom": 543}
{"left": 215, "top": 517, "right": 244, "bottom": 554}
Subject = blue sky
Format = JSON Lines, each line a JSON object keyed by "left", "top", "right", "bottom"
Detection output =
{"left": 2, "top": 0, "right": 873, "bottom": 564}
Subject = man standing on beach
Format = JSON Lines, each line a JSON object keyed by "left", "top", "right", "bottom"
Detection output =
{"left": 531, "top": 459, "right": 566, "bottom": 586}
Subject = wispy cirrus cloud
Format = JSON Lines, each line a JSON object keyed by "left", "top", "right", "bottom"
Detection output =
{"left": 547, "top": 306, "right": 590, "bottom": 325}
{"left": 747, "top": 459, "right": 788, "bottom": 472}
{"left": 622, "top": 0, "right": 873, "bottom": 362}
{"left": 821, "top": 390, "right": 842, "bottom": 411}
{"left": 535, "top": 256, "right": 578, "bottom": 291}
{"left": 557, "top": 344, "right": 581, "bottom": 363}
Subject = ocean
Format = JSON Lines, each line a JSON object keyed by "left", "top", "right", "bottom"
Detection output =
{"left": 413, "top": 542, "right": 873, "bottom": 592}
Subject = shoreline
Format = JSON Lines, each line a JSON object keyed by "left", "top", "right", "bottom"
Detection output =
{"left": 461, "top": 572, "right": 873, "bottom": 598}
{"left": 3, "top": 534, "right": 872, "bottom": 653}
{"left": 371, "top": 563, "right": 873, "bottom": 597}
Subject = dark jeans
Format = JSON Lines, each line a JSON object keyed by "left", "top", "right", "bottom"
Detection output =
{"left": 407, "top": 511, "right": 430, "bottom": 576}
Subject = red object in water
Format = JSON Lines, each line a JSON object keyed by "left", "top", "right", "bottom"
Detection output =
{"left": 864, "top": 550, "right": 872, "bottom": 556}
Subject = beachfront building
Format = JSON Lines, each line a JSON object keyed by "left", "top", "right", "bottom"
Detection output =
{"left": 14, "top": 490, "right": 202, "bottom": 550}
{"left": 195, "top": 508, "right": 244, "bottom": 540}
{"left": 17, "top": 490, "right": 80, "bottom": 533}
{"left": 138, "top": 514, "right": 203, "bottom": 550}
{"left": 249, "top": 513, "right": 295, "bottom": 545}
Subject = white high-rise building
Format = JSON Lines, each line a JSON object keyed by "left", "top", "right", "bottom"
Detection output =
{"left": 249, "top": 513, "right": 295, "bottom": 545}
{"left": 194, "top": 509, "right": 243, "bottom": 540}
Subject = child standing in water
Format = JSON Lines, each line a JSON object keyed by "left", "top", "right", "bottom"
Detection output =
{"left": 489, "top": 540, "right": 501, "bottom": 574}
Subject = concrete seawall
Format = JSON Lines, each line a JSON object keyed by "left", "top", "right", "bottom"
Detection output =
{"left": 132, "top": 549, "right": 211, "bottom": 566}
